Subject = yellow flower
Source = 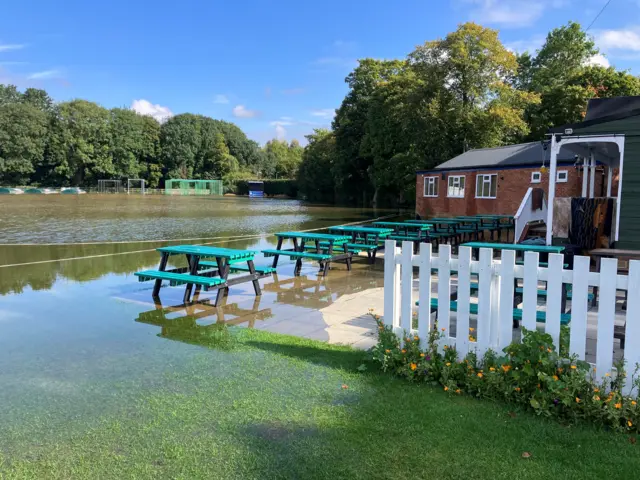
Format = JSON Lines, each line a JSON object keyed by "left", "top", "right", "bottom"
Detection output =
{"left": 420, "top": 353, "right": 425, "bottom": 358}
{"left": 401, "top": 349, "right": 406, "bottom": 354}
{"left": 632, "top": 401, "right": 637, "bottom": 406}
{"left": 414, "top": 336, "right": 419, "bottom": 341}
{"left": 553, "top": 375, "right": 559, "bottom": 381}
{"left": 455, "top": 389, "right": 461, "bottom": 394}
{"left": 605, "top": 372, "right": 611, "bottom": 377}
{"left": 469, "top": 327, "right": 475, "bottom": 332}
{"left": 575, "top": 397, "right": 581, "bottom": 403}
{"left": 410, "top": 363, "right": 417, "bottom": 371}
{"left": 629, "top": 420, "right": 633, "bottom": 427}
{"left": 615, "top": 403, "right": 622, "bottom": 409}
{"left": 469, "top": 336, "right": 476, "bottom": 342}
{"left": 477, "top": 373, "right": 483, "bottom": 378}
{"left": 501, "top": 365, "right": 512, "bottom": 373}
{"left": 444, "top": 386, "right": 449, "bottom": 391}
{"left": 446, "top": 362, "right": 451, "bottom": 367}
{"left": 594, "top": 396, "right": 601, "bottom": 401}
{"left": 570, "top": 365, "right": 577, "bottom": 370}
{"left": 490, "top": 367, "right": 495, "bottom": 371}
{"left": 444, "top": 345, "right": 448, "bottom": 350}
{"left": 385, "top": 349, "right": 390, "bottom": 354}
{"left": 594, "top": 388, "right": 600, "bottom": 393}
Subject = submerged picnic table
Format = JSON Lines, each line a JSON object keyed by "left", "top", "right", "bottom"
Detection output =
{"left": 135, "top": 245, "right": 272, "bottom": 304}
{"left": 263, "top": 232, "right": 352, "bottom": 275}
{"left": 328, "top": 225, "right": 392, "bottom": 262}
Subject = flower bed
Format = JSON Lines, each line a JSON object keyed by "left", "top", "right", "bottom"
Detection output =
{"left": 371, "top": 315, "right": 640, "bottom": 433}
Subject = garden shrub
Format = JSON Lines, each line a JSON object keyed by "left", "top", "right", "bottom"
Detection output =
{"left": 371, "top": 314, "right": 640, "bottom": 433}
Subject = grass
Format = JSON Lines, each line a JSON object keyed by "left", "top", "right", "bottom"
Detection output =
{"left": 1, "top": 327, "right": 639, "bottom": 479}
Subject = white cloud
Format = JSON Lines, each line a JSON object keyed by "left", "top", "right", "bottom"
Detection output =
{"left": 0, "top": 43, "right": 25, "bottom": 52}
{"left": 586, "top": 54, "right": 610, "bottom": 68}
{"left": 214, "top": 94, "right": 229, "bottom": 104}
{"left": 232, "top": 105, "right": 259, "bottom": 118}
{"left": 467, "top": 1, "right": 550, "bottom": 28}
{"left": 595, "top": 28, "right": 640, "bottom": 52}
{"left": 310, "top": 108, "right": 336, "bottom": 120}
{"left": 504, "top": 35, "right": 546, "bottom": 54}
{"left": 270, "top": 120, "right": 294, "bottom": 127}
{"left": 27, "top": 69, "right": 62, "bottom": 79}
{"left": 130, "top": 99, "right": 173, "bottom": 123}
{"left": 274, "top": 124, "right": 286, "bottom": 139}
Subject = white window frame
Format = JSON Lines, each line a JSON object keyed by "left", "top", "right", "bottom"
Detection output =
{"left": 475, "top": 174, "right": 497, "bottom": 199}
{"left": 423, "top": 176, "right": 439, "bottom": 197}
{"left": 531, "top": 171, "right": 541, "bottom": 184}
{"left": 556, "top": 170, "right": 568, "bottom": 183}
{"left": 447, "top": 175, "right": 465, "bottom": 198}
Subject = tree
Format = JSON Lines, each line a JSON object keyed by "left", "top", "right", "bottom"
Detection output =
{"left": 0, "top": 84, "right": 22, "bottom": 106}
{"left": 0, "top": 103, "right": 49, "bottom": 184}
{"left": 22, "top": 88, "right": 55, "bottom": 114}
{"left": 159, "top": 114, "right": 202, "bottom": 179}
{"left": 298, "top": 129, "right": 336, "bottom": 202}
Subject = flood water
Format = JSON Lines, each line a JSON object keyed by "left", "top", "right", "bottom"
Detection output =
{"left": 0, "top": 195, "right": 392, "bottom": 451}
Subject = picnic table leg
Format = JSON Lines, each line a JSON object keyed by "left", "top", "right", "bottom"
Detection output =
{"left": 214, "top": 256, "right": 229, "bottom": 306}
{"left": 152, "top": 252, "right": 169, "bottom": 297}
{"left": 247, "top": 259, "right": 262, "bottom": 295}
{"left": 294, "top": 238, "right": 304, "bottom": 276}
{"left": 344, "top": 242, "right": 352, "bottom": 271}
{"left": 272, "top": 237, "right": 283, "bottom": 268}
{"left": 183, "top": 254, "right": 201, "bottom": 303}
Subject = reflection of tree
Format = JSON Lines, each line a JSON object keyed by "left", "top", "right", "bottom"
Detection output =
{"left": 136, "top": 297, "right": 272, "bottom": 349}
{"left": 263, "top": 272, "right": 383, "bottom": 309}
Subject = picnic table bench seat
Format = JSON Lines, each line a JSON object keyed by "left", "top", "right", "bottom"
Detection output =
{"left": 262, "top": 249, "right": 332, "bottom": 261}
{"left": 135, "top": 270, "right": 227, "bottom": 290}
{"left": 303, "top": 242, "right": 377, "bottom": 253}
{"left": 417, "top": 298, "right": 571, "bottom": 325}
{"left": 229, "top": 264, "right": 277, "bottom": 274}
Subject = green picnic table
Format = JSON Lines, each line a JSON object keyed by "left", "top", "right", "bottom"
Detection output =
{"left": 263, "top": 231, "right": 352, "bottom": 276}
{"left": 135, "top": 245, "right": 270, "bottom": 304}
{"left": 328, "top": 225, "right": 393, "bottom": 262}
{"left": 461, "top": 242, "right": 564, "bottom": 254}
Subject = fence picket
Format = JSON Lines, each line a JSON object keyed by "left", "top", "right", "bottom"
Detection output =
{"left": 456, "top": 247, "right": 472, "bottom": 356}
{"left": 545, "top": 254, "right": 564, "bottom": 348}
{"left": 437, "top": 245, "right": 452, "bottom": 344}
{"left": 498, "top": 250, "right": 515, "bottom": 350}
{"left": 476, "top": 248, "right": 493, "bottom": 355}
{"left": 595, "top": 258, "right": 618, "bottom": 381}
{"left": 383, "top": 240, "right": 400, "bottom": 330}
{"left": 624, "top": 261, "right": 640, "bottom": 394}
{"left": 417, "top": 243, "right": 433, "bottom": 347}
{"left": 569, "top": 256, "right": 590, "bottom": 360}
{"left": 522, "top": 252, "right": 539, "bottom": 332}
{"left": 400, "top": 242, "right": 414, "bottom": 335}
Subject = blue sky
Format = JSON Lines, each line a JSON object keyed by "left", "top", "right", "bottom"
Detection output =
{"left": 1, "top": 0, "right": 640, "bottom": 144}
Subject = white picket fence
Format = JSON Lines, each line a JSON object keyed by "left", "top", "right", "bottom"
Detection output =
{"left": 383, "top": 240, "right": 640, "bottom": 385}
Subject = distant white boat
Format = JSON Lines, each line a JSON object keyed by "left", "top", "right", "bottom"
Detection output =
{"left": 0, "top": 187, "right": 24, "bottom": 194}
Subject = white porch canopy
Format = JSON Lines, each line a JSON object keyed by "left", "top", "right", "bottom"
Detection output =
{"left": 546, "top": 133, "right": 625, "bottom": 245}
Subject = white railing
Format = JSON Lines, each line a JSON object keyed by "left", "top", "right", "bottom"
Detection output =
{"left": 513, "top": 187, "right": 547, "bottom": 243}
{"left": 383, "top": 240, "right": 640, "bottom": 390}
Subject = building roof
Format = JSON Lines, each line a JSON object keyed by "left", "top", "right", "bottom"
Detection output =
{"left": 551, "top": 96, "right": 640, "bottom": 133}
{"left": 431, "top": 141, "right": 575, "bottom": 171}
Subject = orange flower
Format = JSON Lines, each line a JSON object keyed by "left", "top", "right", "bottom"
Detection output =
{"left": 410, "top": 363, "right": 417, "bottom": 371}
{"left": 537, "top": 384, "right": 541, "bottom": 389}
{"left": 446, "top": 362, "right": 451, "bottom": 367}
{"left": 570, "top": 365, "right": 577, "bottom": 370}
{"left": 420, "top": 353, "right": 425, "bottom": 358}
{"left": 444, "top": 345, "right": 448, "bottom": 350}
{"left": 629, "top": 420, "right": 633, "bottom": 427}
{"left": 385, "top": 349, "right": 390, "bottom": 354}
{"left": 477, "top": 373, "right": 483, "bottom": 378}
{"left": 575, "top": 397, "right": 581, "bottom": 403}
{"left": 469, "top": 327, "right": 475, "bottom": 332}
{"left": 515, "top": 387, "right": 521, "bottom": 392}
{"left": 501, "top": 365, "right": 512, "bottom": 373}
{"left": 557, "top": 368, "right": 563, "bottom": 373}
{"left": 401, "top": 349, "right": 406, "bottom": 354}
{"left": 594, "top": 396, "right": 601, "bottom": 401}
{"left": 553, "top": 375, "right": 559, "bottom": 381}
{"left": 632, "top": 401, "right": 637, "bottom": 406}
{"left": 441, "top": 327, "right": 445, "bottom": 332}
{"left": 605, "top": 372, "right": 611, "bottom": 377}
{"left": 490, "top": 367, "right": 495, "bottom": 372}
{"left": 444, "top": 386, "right": 449, "bottom": 391}
{"left": 547, "top": 348, "right": 552, "bottom": 353}
{"left": 594, "top": 388, "right": 600, "bottom": 393}
{"left": 405, "top": 337, "right": 411, "bottom": 342}
{"left": 414, "top": 336, "right": 419, "bottom": 341}
{"left": 455, "top": 389, "right": 461, "bottom": 394}
{"left": 342, "top": 384, "right": 348, "bottom": 389}
{"left": 615, "top": 403, "right": 622, "bottom": 409}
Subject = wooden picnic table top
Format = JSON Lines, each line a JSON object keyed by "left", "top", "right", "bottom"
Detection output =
{"left": 329, "top": 225, "right": 393, "bottom": 234}
{"left": 372, "top": 221, "right": 431, "bottom": 230}
{"left": 461, "top": 242, "right": 565, "bottom": 253}
{"left": 157, "top": 245, "right": 256, "bottom": 260}
{"left": 275, "top": 231, "right": 351, "bottom": 242}
{"left": 589, "top": 248, "right": 640, "bottom": 259}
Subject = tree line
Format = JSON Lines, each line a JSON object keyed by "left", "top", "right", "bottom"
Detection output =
{"left": 297, "top": 22, "right": 640, "bottom": 205}
{"left": 0, "top": 87, "right": 302, "bottom": 188}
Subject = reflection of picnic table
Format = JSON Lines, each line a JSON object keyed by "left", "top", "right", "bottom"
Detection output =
{"left": 135, "top": 245, "right": 272, "bottom": 304}
{"left": 328, "top": 225, "right": 393, "bottom": 262}
{"left": 135, "top": 297, "right": 272, "bottom": 345}
{"left": 263, "top": 232, "right": 352, "bottom": 276}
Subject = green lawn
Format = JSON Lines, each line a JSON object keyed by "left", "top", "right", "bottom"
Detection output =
{"left": 1, "top": 327, "right": 638, "bottom": 479}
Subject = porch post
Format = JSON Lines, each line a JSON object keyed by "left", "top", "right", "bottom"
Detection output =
{"left": 607, "top": 166, "right": 613, "bottom": 197}
{"left": 589, "top": 152, "right": 596, "bottom": 198}
{"left": 581, "top": 157, "right": 588, "bottom": 197}
{"left": 546, "top": 135, "right": 559, "bottom": 246}
{"left": 615, "top": 140, "right": 625, "bottom": 243}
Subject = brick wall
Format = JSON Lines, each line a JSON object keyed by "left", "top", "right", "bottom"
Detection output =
{"left": 415, "top": 166, "right": 606, "bottom": 218}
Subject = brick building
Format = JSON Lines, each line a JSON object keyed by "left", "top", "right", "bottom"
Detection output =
{"left": 415, "top": 142, "right": 606, "bottom": 218}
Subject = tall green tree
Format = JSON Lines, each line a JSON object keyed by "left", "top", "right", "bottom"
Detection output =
{"left": 297, "top": 129, "right": 336, "bottom": 202}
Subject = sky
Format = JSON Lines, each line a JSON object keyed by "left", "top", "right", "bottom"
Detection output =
{"left": 1, "top": 0, "right": 640, "bottom": 144}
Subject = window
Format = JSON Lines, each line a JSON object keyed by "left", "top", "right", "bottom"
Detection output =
{"left": 475, "top": 174, "right": 497, "bottom": 199}
{"left": 531, "top": 171, "right": 541, "bottom": 184}
{"left": 447, "top": 175, "right": 465, "bottom": 198}
{"left": 556, "top": 170, "right": 568, "bottom": 183}
{"left": 423, "top": 176, "right": 439, "bottom": 197}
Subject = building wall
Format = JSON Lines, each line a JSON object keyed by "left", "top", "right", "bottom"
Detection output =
{"left": 415, "top": 166, "right": 605, "bottom": 218}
